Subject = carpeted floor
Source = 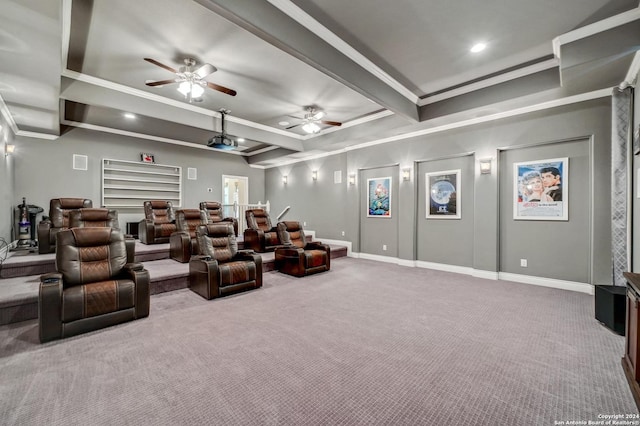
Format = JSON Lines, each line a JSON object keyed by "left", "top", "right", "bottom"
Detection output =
{"left": 0, "top": 257, "right": 636, "bottom": 425}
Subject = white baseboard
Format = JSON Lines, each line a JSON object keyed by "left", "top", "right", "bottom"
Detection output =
{"left": 315, "top": 237, "right": 353, "bottom": 256}
{"left": 416, "top": 260, "right": 475, "bottom": 276}
{"left": 498, "top": 272, "right": 594, "bottom": 295}
{"left": 346, "top": 254, "right": 594, "bottom": 294}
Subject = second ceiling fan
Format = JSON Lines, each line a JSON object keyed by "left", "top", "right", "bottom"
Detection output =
{"left": 287, "top": 106, "right": 342, "bottom": 134}
{"left": 144, "top": 57, "right": 237, "bottom": 102}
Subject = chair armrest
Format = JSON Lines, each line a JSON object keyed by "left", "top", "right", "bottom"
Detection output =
{"left": 37, "top": 219, "right": 53, "bottom": 254}
{"left": 243, "top": 228, "right": 266, "bottom": 252}
{"left": 305, "top": 241, "right": 331, "bottom": 253}
{"left": 189, "top": 256, "right": 220, "bottom": 299}
{"left": 274, "top": 246, "right": 304, "bottom": 256}
{"left": 124, "top": 262, "right": 145, "bottom": 272}
{"left": 124, "top": 263, "right": 150, "bottom": 318}
{"left": 39, "top": 272, "right": 63, "bottom": 343}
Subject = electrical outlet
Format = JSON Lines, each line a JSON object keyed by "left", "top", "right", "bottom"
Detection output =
{"left": 520, "top": 259, "right": 527, "bottom": 267}
{"left": 382, "top": 244, "right": 387, "bottom": 251}
{"left": 207, "top": 188, "right": 213, "bottom": 193}
{"left": 341, "top": 231, "right": 345, "bottom": 236}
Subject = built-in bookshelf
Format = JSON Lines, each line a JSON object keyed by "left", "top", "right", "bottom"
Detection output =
{"left": 101, "top": 158, "right": 182, "bottom": 208}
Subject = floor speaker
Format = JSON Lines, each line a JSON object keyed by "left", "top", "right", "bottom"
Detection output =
{"left": 595, "top": 285, "right": 626, "bottom": 336}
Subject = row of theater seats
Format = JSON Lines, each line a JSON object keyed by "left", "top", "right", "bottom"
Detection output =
{"left": 36, "top": 198, "right": 331, "bottom": 343}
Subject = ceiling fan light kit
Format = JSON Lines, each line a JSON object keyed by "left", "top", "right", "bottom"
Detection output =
{"left": 144, "top": 57, "right": 237, "bottom": 102}
{"left": 287, "top": 106, "right": 342, "bottom": 134}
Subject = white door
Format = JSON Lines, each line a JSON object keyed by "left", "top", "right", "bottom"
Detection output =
{"left": 222, "top": 175, "right": 249, "bottom": 219}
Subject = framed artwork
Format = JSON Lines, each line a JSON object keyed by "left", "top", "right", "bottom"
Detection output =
{"left": 367, "top": 177, "right": 392, "bottom": 218}
{"left": 426, "top": 169, "right": 460, "bottom": 219}
{"left": 140, "top": 153, "right": 155, "bottom": 163}
{"left": 514, "top": 157, "right": 568, "bottom": 221}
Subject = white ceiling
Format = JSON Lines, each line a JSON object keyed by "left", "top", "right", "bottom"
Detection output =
{"left": 1, "top": 0, "right": 639, "bottom": 166}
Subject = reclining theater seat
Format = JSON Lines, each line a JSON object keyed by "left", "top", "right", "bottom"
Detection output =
{"left": 38, "top": 227, "right": 150, "bottom": 343}
{"left": 169, "top": 209, "right": 207, "bottom": 263}
{"left": 138, "top": 200, "right": 177, "bottom": 245}
{"left": 243, "top": 208, "right": 282, "bottom": 253}
{"left": 37, "top": 198, "right": 93, "bottom": 254}
{"left": 68, "top": 208, "right": 135, "bottom": 264}
{"left": 189, "top": 223, "right": 262, "bottom": 300}
{"left": 199, "top": 201, "right": 238, "bottom": 236}
{"left": 275, "top": 221, "right": 331, "bottom": 277}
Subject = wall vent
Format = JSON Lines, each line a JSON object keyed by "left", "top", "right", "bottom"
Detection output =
{"left": 73, "top": 154, "right": 88, "bottom": 171}
{"left": 188, "top": 168, "right": 197, "bottom": 180}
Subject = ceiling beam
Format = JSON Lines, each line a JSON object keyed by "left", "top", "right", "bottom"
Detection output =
{"left": 193, "top": 0, "right": 420, "bottom": 123}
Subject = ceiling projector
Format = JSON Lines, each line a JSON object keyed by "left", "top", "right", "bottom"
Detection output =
{"left": 207, "top": 135, "right": 238, "bottom": 151}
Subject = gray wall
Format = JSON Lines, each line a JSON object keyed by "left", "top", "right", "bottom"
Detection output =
{"left": 265, "top": 98, "right": 613, "bottom": 284}
{"left": 499, "top": 138, "right": 592, "bottom": 282}
{"left": 1, "top": 115, "right": 15, "bottom": 243}
{"left": 634, "top": 68, "right": 640, "bottom": 271}
{"left": 12, "top": 127, "right": 265, "bottom": 227}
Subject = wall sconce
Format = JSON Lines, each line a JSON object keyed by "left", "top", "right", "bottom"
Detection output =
{"left": 479, "top": 159, "right": 492, "bottom": 174}
{"left": 312, "top": 170, "right": 318, "bottom": 181}
{"left": 402, "top": 168, "right": 411, "bottom": 181}
{"left": 5, "top": 144, "right": 15, "bottom": 157}
{"left": 349, "top": 174, "right": 356, "bottom": 186}
{"left": 282, "top": 175, "right": 288, "bottom": 184}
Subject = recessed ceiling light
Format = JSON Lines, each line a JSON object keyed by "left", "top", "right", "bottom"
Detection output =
{"left": 470, "top": 43, "right": 487, "bottom": 53}
{"left": 278, "top": 121, "right": 290, "bottom": 126}
{"left": 236, "top": 138, "right": 245, "bottom": 143}
{"left": 124, "top": 113, "right": 136, "bottom": 119}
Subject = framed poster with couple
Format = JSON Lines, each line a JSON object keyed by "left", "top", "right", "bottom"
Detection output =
{"left": 514, "top": 157, "right": 568, "bottom": 221}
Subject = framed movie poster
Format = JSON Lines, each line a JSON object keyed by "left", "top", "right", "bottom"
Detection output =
{"left": 514, "top": 157, "right": 568, "bottom": 221}
{"left": 367, "top": 177, "right": 392, "bottom": 218}
{"left": 426, "top": 169, "right": 461, "bottom": 219}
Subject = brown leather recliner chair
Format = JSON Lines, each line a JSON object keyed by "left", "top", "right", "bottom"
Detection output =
{"left": 38, "top": 227, "right": 150, "bottom": 343}
{"left": 275, "top": 221, "right": 331, "bottom": 277}
{"left": 138, "top": 200, "right": 177, "bottom": 245}
{"left": 199, "top": 201, "right": 238, "bottom": 236}
{"left": 169, "top": 209, "right": 207, "bottom": 263}
{"left": 189, "top": 223, "right": 262, "bottom": 300}
{"left": 37, "top": 198, "right": 93, "bottom": 254}
{"left": 69, "top": 208, "right": 135, "bottom": 264}
{"left": 243, "top": 208, "right": 282, "bottom": 253}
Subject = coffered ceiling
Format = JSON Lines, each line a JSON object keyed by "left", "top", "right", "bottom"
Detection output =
{"left": 1, "top": 0, "right": 639, "bottom": 167}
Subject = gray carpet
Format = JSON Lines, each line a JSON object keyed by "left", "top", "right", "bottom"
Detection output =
{"left": 0, "top": 258, "right": 636, "bottom": 425}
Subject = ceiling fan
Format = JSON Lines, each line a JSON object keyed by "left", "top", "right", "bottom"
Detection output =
{"left": 286, "top": 106, "right": 342, "bottom": 134}
{"left": 144, "top": 57, "right": 237, "bottom": 102}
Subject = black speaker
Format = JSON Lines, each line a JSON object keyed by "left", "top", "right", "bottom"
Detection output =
{"left": 595, "top": 285, "right": 626, "bottom": 336}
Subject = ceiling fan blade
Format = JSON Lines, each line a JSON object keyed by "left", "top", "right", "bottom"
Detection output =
{"left": 145, "top": 79, "right": 177, "bottom": 87}
{"left": 285, "top": 123, "right": 301, "bottom": 130}
{"left": 321, "top": 120, "right": 342, "bottom": 127}
{"left": 206, "top": 82, "right": 237, "bottom": 97}
{"left": 144, "top": 57, "right": 177, "bottom": 74}
{"left": 195, "top": 63, "right": 217, "bottom": 78}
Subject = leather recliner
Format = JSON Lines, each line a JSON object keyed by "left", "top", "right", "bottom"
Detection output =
{"left": 68, "top": 208, "right": 135, "bottom": 264}
{"left": 138, "top": 200, "right": 177, "bottom": 244}
{"left": 38, "top": 227, "right": 150, "bottom": 343}
{"left": 37, "top": 198, "right": 93, "bottom": 254}
{"left": 169, "top": 209, "right": 207, "bottom": 263}
{"left": 274, "top": 221, "right": 331, "bottom": 277}
{"left": 189, "top": 223, "right": 262, "bottom": 300}
{"left": 199, "top": 201, "right": 238, "bottom": 236}
{"left": 243, "top": 208, "right": 282, "bottom": 253}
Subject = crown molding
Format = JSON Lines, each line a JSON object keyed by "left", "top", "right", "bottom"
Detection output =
{"left": 419, "top": 58, "right": 559, "bottom": 106}
{"left": 266, "top": 0, "right": 419, "bottom": 104}
{"left": 262, "top": 88, "right": 612, "bottom": 168}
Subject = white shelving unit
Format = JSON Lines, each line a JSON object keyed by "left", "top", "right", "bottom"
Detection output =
{"left": 102, "top": 158, "right": 182, "bottom": 208}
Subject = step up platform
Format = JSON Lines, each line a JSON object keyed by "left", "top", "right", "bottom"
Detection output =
{"left": 0, "top": 240, "right": 348, "bottom": 326}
